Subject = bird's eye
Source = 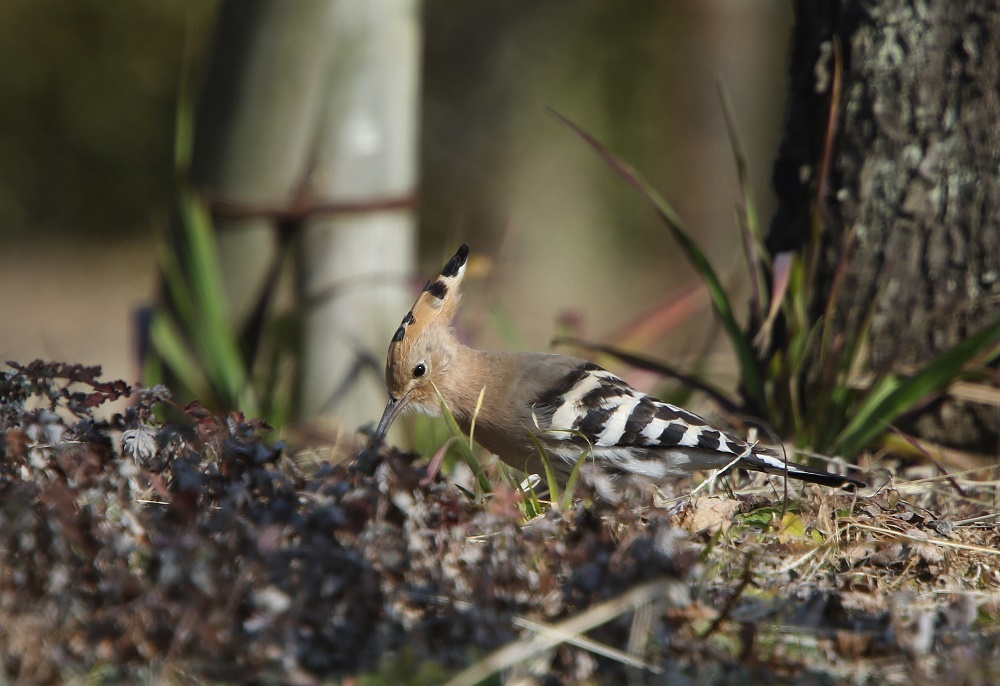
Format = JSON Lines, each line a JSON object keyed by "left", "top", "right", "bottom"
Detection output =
{"left": 413, "top": 363, "right": 427, "bottom": 378}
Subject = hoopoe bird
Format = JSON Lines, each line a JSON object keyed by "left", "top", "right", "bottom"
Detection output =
{"left": 372, "top": 244, "right": 864, "bottom": 497}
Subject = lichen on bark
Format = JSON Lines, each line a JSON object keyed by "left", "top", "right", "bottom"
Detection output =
{"left": 769, "top": 0, "right": 1000, "bottom": 450}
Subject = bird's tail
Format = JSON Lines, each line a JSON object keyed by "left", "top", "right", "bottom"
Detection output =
{"left": 739, "top": 446, "right": 865, "bottom": 488}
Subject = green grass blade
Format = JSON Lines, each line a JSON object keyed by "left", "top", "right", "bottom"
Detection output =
{"left": 832, "top": 374, "right": 900, "bottom": 451}
{"left": 257, "top": 313, "right": 298, "bottom": 428}
{"left": 529, "top": 427, "right": 596, "bottom": 509}
{"left": 469, "top": 385, "right": 485, "bottom": 451}
{"left": 559, "top": 446, "right": 590, "bottom": 511}
{"left": 543, "top": 104, "right": 765, "bottom": 411}
{"left": 717, "top": 76, "right": 768, "bottom": 318}
{"left": 523, "top": 473, "right": 545, "bottom": 519}
{"left": 172, "top": 27, "right": 201, "bottom": 174}
{"left": 149, "top": 311, "right": 213, "bottom": 405}
{"left": 524, "top": 429, "right": 561, "bottom": 506}
{"left": 155, "top": 243, "right": 200, "bottom": 339}
{"left": 433, "top": 384, "right": 493, "bottom": 496}
{"left": 834, "top": 315, "right": 1000, "bottom": 456}
{"left": 495, "top": 464, "right": 543, "bottom": 519}
{"left": 454, "top": 484, "right": 477, "bottom": 501}
{"left": 177, "top": 192, "right": 256, "bottom": 413}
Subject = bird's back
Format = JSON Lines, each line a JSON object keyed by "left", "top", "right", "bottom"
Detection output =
{"left": 519, "top": 357, "right": 862, "bottom": 489}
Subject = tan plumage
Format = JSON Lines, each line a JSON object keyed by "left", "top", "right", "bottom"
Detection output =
{"left": 372, "top": 244, "right": 864, "bottom": 496}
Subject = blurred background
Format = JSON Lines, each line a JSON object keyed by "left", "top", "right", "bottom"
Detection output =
{"left": 0, "top": 0, "right": 791, "bottom": 435}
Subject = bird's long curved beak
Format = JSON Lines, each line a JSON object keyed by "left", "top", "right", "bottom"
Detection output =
{"left": 371, "top": 389, "right": 413, "bottom": 448}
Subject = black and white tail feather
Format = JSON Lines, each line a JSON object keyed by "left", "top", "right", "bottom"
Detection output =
{"left": 530, "top": 362, "right": 864, "bottom": 491}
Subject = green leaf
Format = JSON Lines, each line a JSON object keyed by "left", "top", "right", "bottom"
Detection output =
{"left": 559, "top": 445, "right": 590, "bottom": 512}
{"left": 173, "top": 32, "right": 199, "bottom": 173}
{"left": 834, "top": 315, "right": 1000, "bottom": 456}
{"left": 528, "top": 427, "right": 595, "bottom": 510}
{"left": 156, "top": 243, "right": 199, "bottom": 334}
{"left": 739, "top": 507, "right": 780, "bottom": 529}
{"left": 149, "top": 311, "right": 212, "bottom": 404}
{"left": 175, "top": 192, "right": 258, "bottom": 415}
{"left": 454, "top": 484, "right": 477, "bottom": 501}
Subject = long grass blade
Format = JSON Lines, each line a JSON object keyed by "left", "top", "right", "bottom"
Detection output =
{"left": 753, "top": 251, "right": 793, "bottom": 352}
{"left": 173, "top": 28, "right": 198, "bottom": 173}
{"left": 469, "top": 385, "right": 486, "bottom": 450}
{"left": 156, "top": 242, "right": 200, "bottom": 335}
{"left": 834, "top": 315, "right": 1000, "bottom": 456}
{"left": 559, "top": 445, "right": 590, "bottom": 511}
{"left": 543, "top": 104, "right": 765, "bottom": 411}
{"left": 177, "top": 192, "right": 256, "bottom": 413}
{"left": 716, "top": 76, "right": 768, "bottom": 318}
{"left": 529, "top": 427, "right": 595, "bottom": 509}
{"left": 525, "top": 429, "right": 561, "bottom": 505}
{"left": 608, "top": 283, "right": 706, "bottom": 352}
{"left": 149, "top": 312, "right": 212, "bottom": 404}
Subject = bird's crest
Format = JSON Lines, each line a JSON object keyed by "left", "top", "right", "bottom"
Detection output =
{"left": 389, "top": 243, "right": 469, "bottom": 349}
{"left": 374, "top": 243, "right": 471, "bottom": 444}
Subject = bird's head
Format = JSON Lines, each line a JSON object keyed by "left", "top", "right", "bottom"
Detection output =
{"left": 372, "top": 243, "right": 469, "bottom": 445}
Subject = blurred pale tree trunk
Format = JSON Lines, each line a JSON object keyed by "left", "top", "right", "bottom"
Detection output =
{"left": 768, "top": 1, "right": 1000, "bottom": 450}
{"left": 191, "top": 0, "right": 419, "bottom": 435}
{"left": 296, "top": 0, "right": 419, "bottom": 432}
{"left": 194, "top": 0, "right": 336, "bottom": 330}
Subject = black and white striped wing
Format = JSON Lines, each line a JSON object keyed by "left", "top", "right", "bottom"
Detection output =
{"left": 530, "top": 362, "right": 861, "bottom": 487}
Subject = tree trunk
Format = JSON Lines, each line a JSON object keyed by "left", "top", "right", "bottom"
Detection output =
{"left": 193, "top": 0, "right": 338, "bottom": 329}
{"left": 295, "top": 0, "right": 420, "bottom": 433}
{"left": 187, "top": 0, "right": 419, "bottom": 437}
{"left": 769, "top": 1, "right": 1000, "bottom": 450}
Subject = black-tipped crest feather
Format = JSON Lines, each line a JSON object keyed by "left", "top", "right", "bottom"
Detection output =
{"left": 441, "top": 243, "right": 470, "bottom": 277}
{"left": 427, "top": 281, "right": 448, "bottom": 299}
{"left": 388, "top": 244, "right": 470, "bottom": 348}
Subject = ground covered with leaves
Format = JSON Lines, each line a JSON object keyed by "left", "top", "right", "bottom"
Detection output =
{"left": 1, "top": 361, "right": 999, "bottom": 685}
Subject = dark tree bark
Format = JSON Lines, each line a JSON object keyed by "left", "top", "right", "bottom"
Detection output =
{"left": 769, "top": 1, "right": 1000, "bottom": 451}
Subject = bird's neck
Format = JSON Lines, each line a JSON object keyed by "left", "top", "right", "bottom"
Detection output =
{"left": 435, "top": 343, "right": 515, "bottom": 432}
